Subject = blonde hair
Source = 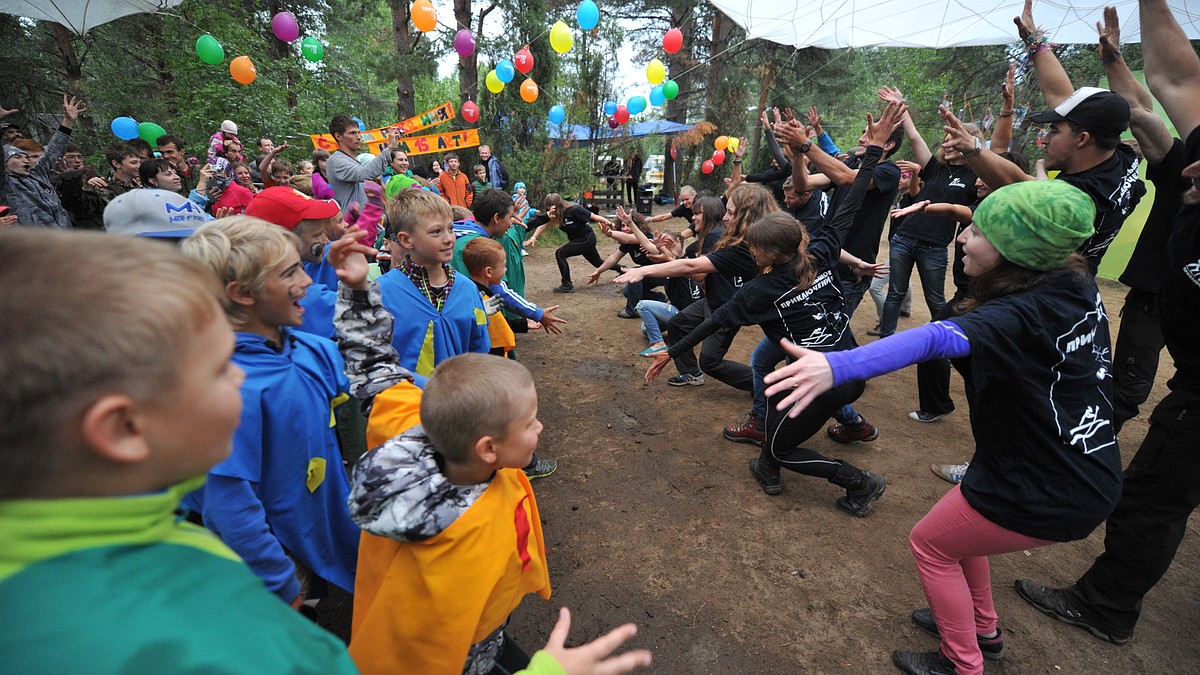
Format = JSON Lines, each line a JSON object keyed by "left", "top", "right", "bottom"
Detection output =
{"left": 386, "top": 187, "right": 453, "bottom": 236}
{"left": 289, "top": 174, "right": 314, "bottom": 196}
{"left": 462, "top": 236, "right": 505, "bottom": 277}
{"left": 449, "top": 205, "right": 473, "bottom": 222}
{"left": 0, "top": 230, "right": 223, "bottom": 498}
{"left": 420, "top": 353, "right": 535, "bottom": 463}
{"left": 180, "top": 216, "right": 301, "bottom": 327}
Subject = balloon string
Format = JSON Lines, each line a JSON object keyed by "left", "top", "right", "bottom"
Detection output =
{"left": 668, "top": 37, "right": 748, "bottom": 82}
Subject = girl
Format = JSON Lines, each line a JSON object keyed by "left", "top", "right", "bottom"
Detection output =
{"left": 764, "top": 179, "right": 1122, "bottom": 675}
{"left": 311, "top": 149, "right": 335, "bottom": 200}
{"left": 644, "top": 103, "right": 901, "bottom": 516}
{"left": 231, "top": 162, "right": 258, "bottom": 193}
{"left": 526, "top": 193, "right": 614, "bottom": 293}
{"left": 140, "top": 157, "right": 215, "bottom": 208}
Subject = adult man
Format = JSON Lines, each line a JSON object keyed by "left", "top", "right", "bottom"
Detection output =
{"left": 4, "top": 94, "right": 85, "bottom": 228}
{"left": 251, "top": 137, "right": 275, "bottom": 182}
{"left": 156, "top": 134, "right": 195, "bottom": 196}
{"left": 1, "top": 122, "right": 21, "bottom": 144}
{"left": 479, "top": 144, "right": 505, "bottom": 192}
{"left": 782, "top": 176, "right": 829, "bottom": 229}
{"left": 325, "top": 114, "right": 398, "bottom": 214}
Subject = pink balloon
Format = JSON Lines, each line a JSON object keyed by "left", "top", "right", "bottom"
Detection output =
{"left": 454, "top": 29, "right": 476, "bottom": 58}
{"left": 271, "top": 12, "right": 300, "bottom": 43}
{"left": 712, "top": 149, "right": 726, "bottom": 165}
{"left": 701, "top": 159, "right": 715, "bottom": 174}
{"left": 614, "top": 105, "right": 630, "bottom": 124}
{"left": 608, "top": 116, "right": 619, "bottom": 129}
{"left": 462, "top": 100, "right": 480, "bottom": 123}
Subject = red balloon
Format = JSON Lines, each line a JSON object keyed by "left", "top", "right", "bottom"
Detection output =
{"left": 608, "top": 116, "right": 619, "bottom": 129}
{"left": 712, "top": 149, "right": 726, "bottom": 165}
{"left": 663, "top": 28, "right": 683, "bottom": 54}
{"left": 462, "top": 100, "right": 479, "bottom": 123}
{"left": 614, "top": 104, "right": 630, "bottom": 124}
{"left": 701, "top": 159, "right": 715, "bottom": 174}
{"left": 514, "top": 47, "right": 534, "bottom": 74}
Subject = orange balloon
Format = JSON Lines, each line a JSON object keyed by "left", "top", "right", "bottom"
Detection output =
{"left": 714, "top": 135, "right": 728, "bottom": 151}
{"left": 230, "top": 55, "right": 257, "bottom": 84}
{"left": 520, "top": 78, "right": 539, "bottom": 103}
{"left": 412, "top": 0, "right": 437, "bottom": 32}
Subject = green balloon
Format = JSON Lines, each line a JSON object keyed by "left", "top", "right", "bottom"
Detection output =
{"left": 138, "top": 122, "right": 167, "bottom": 145}
{"left": 195, "top": 34, "right": 224, "bottom": 65}
{"left": 663, "top": 80, "right": 679, "bottom": 100}
{"left": 301, "top": 37, "right": 324, "bottom": 62}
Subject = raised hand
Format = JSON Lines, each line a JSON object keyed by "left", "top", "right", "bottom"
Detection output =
{"left": 1015, "top": 0, "right": 1036, "bottom": 40}
{"left": 213, "top": 207, "right": 238, "bottom": 219}
{"left": 939, "top": 105, "right": 977, "bottom": 154}
{"left": 806, "top": 106, "right": 824, "bottom": 137}
{"left": 61, "top": 94, "right": 86, "bottom": 124}
{"left": 876, "top": 86, "right": 905, "bottom": 105}
{"left": 1002, "top": 63, "right": 1016, "bottom": 105}
{"left": 1096, "top": 6, "right": 1121, "bottom": 62}
{"left": 773, "top": 120, "right": 810, "bottom": 150}
{"left": 733, "top": 136, "right": 747, "bottom": 160}
{"left": 864, "top": 101, "right": 906, "bottom": 147}
{"left": 762, "top": 339, "right": 836, "bottom": 417}
{"left": 0, "top": 105, "right": 17, "bottom": 119}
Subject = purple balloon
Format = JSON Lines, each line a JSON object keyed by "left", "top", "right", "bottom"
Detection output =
{"left": 608, "top": 116, "right": 619, "bottom": 129}
{"left": 272, "top": 12, "right": 300, "bottom": 43}
{"left": 454, "top": 29, "right": 476, "bottom": 58}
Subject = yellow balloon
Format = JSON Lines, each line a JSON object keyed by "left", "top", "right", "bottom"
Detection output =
{"left": 486, "top": 70, "right": 504, "bottom": 94}
{"left": 714, "top": 135, "right": 728, "bottom": 151}
{"left": 646, "top": 58, "right": 666, "bottom": 84}
{"left": 726, "top": 137, "right": 740, "bottom": 153}
{"left": 550, "top": 20, "right": 573, "bottom": 53}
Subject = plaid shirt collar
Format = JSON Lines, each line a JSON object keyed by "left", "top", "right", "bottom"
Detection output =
{"left": 398, "top": 254, "right": 455, "bottom": 311}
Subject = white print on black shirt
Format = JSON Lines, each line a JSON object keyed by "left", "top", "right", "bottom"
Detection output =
{"left": 1185, "top": 260, "right": 1200, "bottom": 289}
{"left": 948, "top": 177, "right": 969, "bottom": 189}
{"left": 774, "top": 270, "right": 847, "bottom": 349}
{"left": 1050, "top": 292, "right": 1116, "bottom": 455}
{"left": 1083, "top": 155, "right": 1142, "bottom": 259}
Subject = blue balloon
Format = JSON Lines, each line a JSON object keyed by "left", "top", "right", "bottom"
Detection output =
{"left": 548, "top": 104, "right": 566, "bottom": 125}
{"left": 603, "top": 100, "right": 617, "bottom": 116}
{"left": 352, "top": 116, "right": 366, "bottom": 131}
{"left": 627, "top": 96, "right": 647, "bottom": 115}
{"left": 110, "top": 116, "right": 139, "bottom": 140}
{"left": 649, "top": 85, "right": 665, "bottom": 107}
{"left": 496, "top": 59, "right": 516, "bottom": 84}
{"left": 576, "top": 0, "right": 600, "bottom": 31}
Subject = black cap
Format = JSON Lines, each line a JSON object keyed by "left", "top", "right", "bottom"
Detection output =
{"left": 1028, "top": 87, "right": 1130, "bottom": 139}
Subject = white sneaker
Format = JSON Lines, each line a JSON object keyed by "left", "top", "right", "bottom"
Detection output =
{"left": 931, "top": 462, "right": 969, "bottom": 484}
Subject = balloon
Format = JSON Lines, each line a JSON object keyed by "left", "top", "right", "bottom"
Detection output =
{"left": 496, "top": 59, "right": 516, "bottom": 84}
{"left": 576, "top": 0, "right": 600, "bottom": 31}
{"left": 663, "top": 27, "right": 683, "bottom": 54}
{"left": 550, "top": 20, "right": 573, "bottom": 53}
{"left": 520, "top": 78, "right": 539, "bottom": 103}
{"left": 646, "top": 58, "right": 666, "bottom": 84}
{"left": 627, "top": 96, "right": 646, "bottom": 116}
{"left": 462, "top": 100, "right": 479, "bottom": 123}
{"left": 230, "top": 55, "right": 257, "bottom": 84}
{"left": 138, "top": 122, "right": 167, "bottom": 145}
{"left": 195, "top": 34, "right": 224, "bottom": 65}
{"left": 514, "top": 47, "right": 534, "bottom": 74}
{"left": 548, "top": 104, "right": 566, "bottom": 124}
{"left": 110, "top": 116, "right": 139, "bottom": 140}
{"left": 301, "top": 37, "right": 324, "bottom": 62}
{"left": 701, "top": 159, "right": 715, "bottom": 174}
{"left": 714, "top": 135, "right": 728, "bottom": 151}
{"left": 485, "top": 70, "right": 504, "bottom": 94}
{"left": 608, "top": 116, "right": 619, "bottom": 129}
{"left": 614, "top": 105, "right": 629, "bottom": 124}
{"left": 603, "top": 100, "right": 617, "bottom": 116}
{"left": 649, "top": 85, "right": 665, "bottom": 107}
{"left": 663, "top": 79, "right": 679, "bottom": 100}
{"left": 712, "top": 149, "right": 726, "bottom": 165}
{"left": 412, "top": 0, "right": 437, "bottom": 33}
{"left": 454, "top": 29, "right": 475, "bottom": 57}
{"left": 271, "top": 12, "right": 300, "bottom": 42}
{"left": 352, "top": 117, "right": 366, "bottom": 131}
{"left": 726, "top": 137, "right": 740, "bottom": 153}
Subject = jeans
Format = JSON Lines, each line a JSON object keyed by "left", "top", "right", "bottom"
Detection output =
{"left": 622, "top": 277, "right": 665, "bottom": 313}
{"left": 839, "top": 275, "right": 872, "bottom": 324}
{"left": 1112, "top": 288, "right": 1164, "bottom": 433}
{"left": 880, "top": 234, "right": 948, "bottom": 336}
{"left": 869, "top": 273, "right": 912, "bottom": 322}
{"left": 635, "top": 299, "right": 678, "bottom": 345}
{"left": 555, "top": 231, "right": 604, "bottom": 286}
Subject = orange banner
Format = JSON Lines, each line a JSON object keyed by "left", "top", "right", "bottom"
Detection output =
{"left": 392, "top": 129, "right": 480, "bottom": 157}
{"left": 309, "top": 102, "right": 458, "bottom": 152}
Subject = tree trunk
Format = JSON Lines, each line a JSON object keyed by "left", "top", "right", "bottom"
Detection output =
{"left": 49, "top": 23, "right": 83, "bottom": 94}
{"left": 749, "top": 46, "right": 776, "bottom": 171}
{"left": 389, "top": 0, "right": 416, "bottom": 120}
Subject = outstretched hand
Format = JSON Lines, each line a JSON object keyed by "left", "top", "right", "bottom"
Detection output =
{"left": 773, "top": 120, "right": 810, "bottom": 150}
{"left": 939, "top": 105, "right": 977, "bottom": 155}
{"left": 863, "top": 101, "right": 907, "bottom": 147}
{"left": 853, "top": 260, "right": 890, "bottom": 281}
{"left": 806, "top": 106, "right": 824, "bottom": 137}
{"left": 541, "top": 607, "right": 652, "bottom": 675}
{"left": 539, "top": 305, "right": 568, "bottom": 335}
{"left": 612, "top": 268, "right": 644, "bottom": 285}
{"left": 877, "top": 85, "right": 905, "bottom": 105}
{"left": 1001, "top": 63, "right": 1016, "bottom": 105}
{"left": 0, "top": 105, "right": 17, "bottom": 119}
{"left": 891, "top": 199, "right": 930, "bottom": 219}
{"left": 1096, "top": 6, "right": 1121, "bottom": 62}
{"left": 328, "top": 228, "right": 376, "bottom": 290}
{"left": 61, "top": 94, "right": 86, "bottom": 124}
{"left": 644, "top": 351, "right": 671, "bottom": 384}
{"left": 762, "top": 339, "right": 836, "bottom": 417}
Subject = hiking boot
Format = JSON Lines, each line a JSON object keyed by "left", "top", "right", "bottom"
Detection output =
{"left": 910, "top": 410, "right": 951, "bottom": 423}
{"left": 553, "top": 284, "right": 574, "bottom": 293}
{"left": 931, "top": 462, "right": 969, "bottom": 484}
{"left": 834, "top": 469, "right": 886, "bottom": 517}
{"left": 523, "top": 456, "right": 558, "bottom": 480}
{"left": 867, "top": 324, "right": 884, "bottom": 337}
{"left": 616, "top": 309, "right": 638, "bottom": 319}
{"left": 827, "top": 420, "right": 879, "bottom": 443}
{"left": 1014, "top": 580, "right": 1132, "bottom": 645}
{"left": 748, "top": 458, "right": 783, "bottom": 495}
{"left": 667, "top": 372, "right": 704, "bottom": 386}
{"left": 724, "top": 413, "right": 765, "bottom": 445}
{"left": 892, "top": 649, "right": 957, "bottom": 674}
{"left": 910, "top": 608, "right": 1004, "bottom": 660}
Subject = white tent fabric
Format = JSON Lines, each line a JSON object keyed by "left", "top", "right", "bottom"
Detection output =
{"left": 0, "top": 0, "right": 183, "bottom": 34}
{"left": 707, "top": 1, "right": 1200, "bottom": 49}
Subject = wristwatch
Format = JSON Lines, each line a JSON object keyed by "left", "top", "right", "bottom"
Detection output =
{"left": 798, "top": 141, "right": 813, "bottom": 154}
{"left": 964, "top": 138, "right": 983, "bottom": 157}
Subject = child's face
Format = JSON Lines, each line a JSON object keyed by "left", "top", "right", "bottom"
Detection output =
{"left": 490, "top": 387, "right": 542, "bottom": 469}
{"left": 475, "top": 168, "right": 486, "bottom": 180}
{"left": 252, "top": 248, "right": 312, "bottom": 328}
{"left": 484, "top": 257, "right": 507, "bottom": 285}
{"left": 399, "top": 214, "right": 454, "bottom": 265}
{"left": 272, "top": 167, "right": 291, "bottom": 183}
{"left": 113, "top": 155, "right": 140, "bottom": 178}
{"left": 234, "top": 166, "right": 252, "bottom": 185}
{"left": 447, "top": 157, "right": 460, "bottom": 172}
{"left": 516, "top": 186, "right": 526, "bottom": 196}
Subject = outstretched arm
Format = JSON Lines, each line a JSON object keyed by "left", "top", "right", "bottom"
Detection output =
{"left": 1139, "top": 0, "right": 1200, "bottom": 142}
{"left": 1015, "top": 0, "right": 1076, "bottom": 106}
{"left": 990, "top": 64, "right": 1017, "bottom": 154}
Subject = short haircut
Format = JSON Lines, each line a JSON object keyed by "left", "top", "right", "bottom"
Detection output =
{"left": 1067, "top": 121, "right": 1120, "bottom": 152}
{"left": 289, "top": 174, "right": 314, "bottom": 195}
{"left": 128, "top": 138, "right": 154, "bottom": 158}
{"left": 12, "top": 139, "right": 44, "bottom": 154}
{"left": 157, "top": 134, "right": 185, "bottom": 150}
{"left": 782, "top": 176, "right": 795, "bottom": 192}
{"left": 180, "top": 216, "right": 301, "bottom": 325}
{"left": 329, "top": 114, "right": 356, "bottom": 137}
{"left": 105, "top": 143, "right": 138, "bottom": 167}
{"left": 450, "top": 205, "right": 473, "bottom": 222}
{"left": 385, "top": 188, "right": 452, "bottom": 236}
{"left": 270, "top": 159, "right": 293, "bottom": 175}
{"left": 472, "top": 164, "right": 486, "bottom": 174}
{"left": 679, "top": 185, "right": 696, "bottom": 196}
{"left": 471, "top": 188, "right": 513, "bottom": 227}
{"left": 65, "top": 143, "right": 83, "bottom": 154}
{"left": 884, "top": 127, "right": 905, "bottom": 158}
{"left": 138, "top": 157, "right": 175, "bottom": 186}
{"left": 444, "top": 152, "right": 459, "bottom": 162}
{"left": 0, "top": 230, "right": 222, "bottom": 498}
{"left": 258, "top": 137, "right": 273, "bottom": 148}
{"left": 462, "top": 236, "right": 505, "bottom": 276}
{"left": 420, "top": 353, "right": 535, "bottom": 463}
{"left": 311, "top": 148, "right": 330, "bottom": 164}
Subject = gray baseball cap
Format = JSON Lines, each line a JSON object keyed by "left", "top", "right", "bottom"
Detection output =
{"left": 103, "top": 189, "right": 211, "bottom": 238}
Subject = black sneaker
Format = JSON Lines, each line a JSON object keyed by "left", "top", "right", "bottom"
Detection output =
{"left": 892, "top": 649, "right": 957, "bottom": 674}
{"left": 523, "top": 457, "right": 558, "bottom": 480}
{"left": 667, "top": 372, "right": 704, "bottom": 386}
{"left": 553, "top": 284, "right": 574, "bottom": 293}
{"left": 910, "top": 608, "right": 1004, "bottom": 660}
{"left": 748, "top": 458, "right": 783, "bottom": 495}
{"left": 1014, "top": 580, "right": 1132, "bottom": 645}
{"left": 836, "top": 470, "right": 886, "bottom": 517}
{"left": 616, "top": 309, "right": 638, "bottom": 319}
{"left": 909, "top": 410, "right": 951, "bottom": 423}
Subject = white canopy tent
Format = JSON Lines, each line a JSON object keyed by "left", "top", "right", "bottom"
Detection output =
{"left": 0, "top": 0, "right": 183, "bottom": 35}
{"left": 706, "top": 1, "right": 1200, "bottom": 49}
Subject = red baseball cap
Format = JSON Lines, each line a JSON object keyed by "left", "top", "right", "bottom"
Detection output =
{"left": 245, "top": 186, "right": 340, "bottom": 230}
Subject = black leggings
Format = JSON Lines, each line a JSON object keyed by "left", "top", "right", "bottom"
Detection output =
{"left": 555, "top": 231, "right": 604, "bottom": 286}
{"left": 760, "top": 380, "right": 865, "bottom": 477}
{"left": 664, "top": 300, "right": 752, "bottom": 391}
{"left": 916, "top": 291, "right": 967, "bottom": 415}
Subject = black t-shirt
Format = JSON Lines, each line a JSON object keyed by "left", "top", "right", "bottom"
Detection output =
{"left": 1159, "top": 126, "right": 1200, "bottom": 388}
{"left": 897, "top": 161, "right": 979, "bottom": 246}
{"left": 561, "top": 204, "right": 594, "bottom": 239}
{"left": 832, "top": 157, "right": 901, "bottom": 264}
{"left": 704, "top": 242, "right": 758, "bottom": 309}
{"left": 619, "top": 241, "right": 654, "bottom": 267}
{"left": 1120, "top": 138, "right": 1187, "bottom": 292}
{"left": 947, "top": 272, "right": 1123, "bottom": 541}
{"left": 665, "top": 274, "right": 701, "bottom": 310}
{"left": 669, "top": 203, "right": 693, "bottom": 221}
{"left": 789, "top": 189, "right": 829, "bottom": 232}
{"left": 1056, "top": 143, "right": 1146, "bottom": 273}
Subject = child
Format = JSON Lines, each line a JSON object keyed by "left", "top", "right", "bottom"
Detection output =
{"left": 347, "top": 353, "right": 551, "bottom": 673}
{"left": 471, "top": 163, "right": 492, "bottom": 195}
{"left": 462, "top": 236, "right": 514, "bottom": 357}
{"left": 526, "top": 192, "right": 614, "bottom": 293}
{"left": 436, "top": 152, "right": 473, "bottom": 208}
{"left": 207, "top": 119, "right": 239, "bottom": 174}
{"left": 179, "top": 216, "right": 362, "bottom": 607}
{"left": 0, "top": 229, "right": 357, "bottom": 671}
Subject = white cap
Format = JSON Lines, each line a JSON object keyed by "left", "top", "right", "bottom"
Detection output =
{"left": 220, "top": 120, "right": 238, "bottom": 135}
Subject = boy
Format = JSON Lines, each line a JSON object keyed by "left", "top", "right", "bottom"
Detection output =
{"left": 437, "top": 151, "right": 473, "bottom": 208}
{"left": 471, "top": 163, "right": 492, "bottom": 196}
{"left": 463, "top": 236, "right": 515, "bottom": 357}
{"left": 0, "top": 229, "right": 357, "bottom": 672}
{"left": 348, "top": 353, "right": 551, "bottom": 673}
{"left": 4, "top": 94, "right": 84, "bottom": 228}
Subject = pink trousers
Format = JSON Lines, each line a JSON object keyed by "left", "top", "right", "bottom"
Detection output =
{"left": 909, "top": 485, "right": 1053, "bottom": 674}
